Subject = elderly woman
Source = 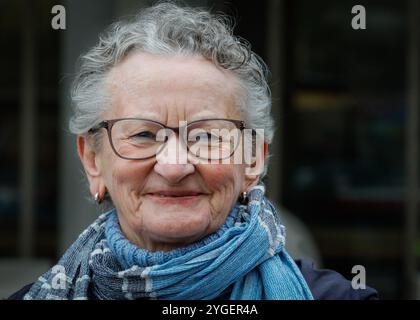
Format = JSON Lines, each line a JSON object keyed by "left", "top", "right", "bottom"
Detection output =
{"left": 11, "top": 2, "right": 377, "bottom": 300}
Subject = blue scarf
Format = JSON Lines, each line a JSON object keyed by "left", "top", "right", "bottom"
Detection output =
{"left": 24, "top": 184, "right": 313, "bottom": 300}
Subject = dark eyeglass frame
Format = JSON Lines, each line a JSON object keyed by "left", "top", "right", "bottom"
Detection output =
{"left": 88, "top": 117, "right": 246, "bottom": 160}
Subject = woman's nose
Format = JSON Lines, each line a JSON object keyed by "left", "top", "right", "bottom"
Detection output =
{"left": 154, "top": 134, "right": 195, "bottom": 183}
{"left": 154, "top": 162, "right": 195, "bottom": 184}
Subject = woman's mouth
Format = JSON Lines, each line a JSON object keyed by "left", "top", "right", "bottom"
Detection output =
{"left": 146, "top": 191, "right": 206, "bottom": 205}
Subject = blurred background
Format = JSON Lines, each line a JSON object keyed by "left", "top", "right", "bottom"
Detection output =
{"left": 0, "top": 0, "right": 419, "bottom": 299}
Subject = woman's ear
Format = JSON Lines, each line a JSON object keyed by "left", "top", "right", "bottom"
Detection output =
{"left": 243, "top": 142, "right": 268, "bottom": 191}
{"left": 77, "top": 135, "right": 104, "bottom": 196}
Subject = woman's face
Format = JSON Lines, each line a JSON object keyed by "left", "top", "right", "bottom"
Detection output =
{"left": 79, "top": 52, "right": 261, "bottom": 251}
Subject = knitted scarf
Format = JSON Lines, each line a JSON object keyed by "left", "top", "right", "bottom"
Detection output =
{"left": 24, "top": 184, "right": 313, "bottom": 300}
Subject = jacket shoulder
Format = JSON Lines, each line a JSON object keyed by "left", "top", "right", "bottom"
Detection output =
{"left": 295, "top": 259, "right": 379, "bottom": 300}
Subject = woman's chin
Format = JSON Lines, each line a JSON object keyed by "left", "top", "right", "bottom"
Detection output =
{"left": 132, "top": 197, "right": 216, "bottom": 249}
{"left": 143, "top": 213, "right": 211, "bottom": 246}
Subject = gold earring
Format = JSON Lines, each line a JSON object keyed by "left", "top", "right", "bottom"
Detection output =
{"left": 94, "top": 192, "right": 102, "bottom": 204}
{"left": 239, "top": 191, "right": 248, "bottom": 205}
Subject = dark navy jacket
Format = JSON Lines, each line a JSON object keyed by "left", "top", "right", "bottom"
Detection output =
{"left": 8, "top": 259, "right": 378, "bottom": 300}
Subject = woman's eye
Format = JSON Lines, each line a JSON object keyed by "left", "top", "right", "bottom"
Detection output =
{"left": 196, "top": 133, "right": 212, "bottom": 141}
{"left": 193, "top": 132, "right": 222, "bottom": 143}
{"left": 130, "top": 131, "right": 156, "bottom": 140}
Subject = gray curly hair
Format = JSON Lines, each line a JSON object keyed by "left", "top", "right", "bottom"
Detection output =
{"left": 69, "top": 1, "right": 275, "bottom": 177}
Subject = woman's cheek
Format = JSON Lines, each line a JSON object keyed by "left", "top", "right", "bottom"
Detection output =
{"left": 198, "top": 164, "right": 237, "bottom": 190}
{"left": 198, "top": 164, "right": 243, "bottom": 214}
{"left": 107, "top": 161, "right": 150, "bottom": 208}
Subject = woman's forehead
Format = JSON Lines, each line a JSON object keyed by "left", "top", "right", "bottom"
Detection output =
{"left": 105, "top": 52, "right": 242, "bottom": 120}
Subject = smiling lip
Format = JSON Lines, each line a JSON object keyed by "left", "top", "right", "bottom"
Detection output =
{"left": 146, "top": 190, "right": 206, "bottom": 204}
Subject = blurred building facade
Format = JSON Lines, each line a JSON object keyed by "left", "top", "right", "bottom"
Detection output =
{"left": 0, "top": 0, "right": 419, "bottom": 299}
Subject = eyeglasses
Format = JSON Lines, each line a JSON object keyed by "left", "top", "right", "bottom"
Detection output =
{"left": 88, "top": 118, "right": 246, "bottom": 161}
